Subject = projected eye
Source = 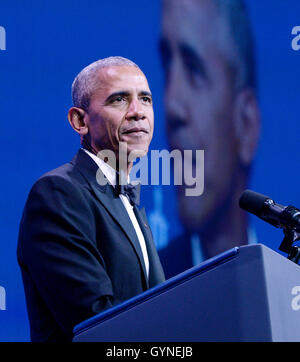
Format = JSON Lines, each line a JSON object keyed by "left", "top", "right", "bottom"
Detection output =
{"left": 159, "top": 38, "right": 172, "bottom": 77}
{"left": 180, "top": 44, "right": 208, "bottom": 87}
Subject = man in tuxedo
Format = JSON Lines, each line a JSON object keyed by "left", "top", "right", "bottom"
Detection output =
{"left": 17, "top": 56, "right": 165, "bottom": 342}
{"left": 158, "top": 0, "right": 261, "bottom": 278}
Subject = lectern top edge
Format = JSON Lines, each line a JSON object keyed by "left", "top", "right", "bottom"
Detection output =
{"left": 73, "top": 246, "right": 239, "bottom": 337}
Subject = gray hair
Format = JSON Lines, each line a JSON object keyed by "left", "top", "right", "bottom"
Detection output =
{"left": 214, "top": 0, "right": 256, "bottom": 91}
{"left": 72, "top": 56, "right": 140, "bottom": 110}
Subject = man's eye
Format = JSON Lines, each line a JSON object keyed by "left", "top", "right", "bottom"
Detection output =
{"left": 142, "top": 96, "right": 152, "bottom": 103}
{"left": 114, "top": 96, "right": 125, "bottom": 102}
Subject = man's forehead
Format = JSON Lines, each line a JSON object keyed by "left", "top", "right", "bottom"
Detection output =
{"left": 95, "top": 65, "right": 149, "bottom": 89}
{"left": 161, "top": 0, "right": 234, "bottom": 75}
{"left": 163, "top": 0, "right": 218, "bottom": 19}
{"left": 162, "top": 0, "right": 222, "bottom": 47}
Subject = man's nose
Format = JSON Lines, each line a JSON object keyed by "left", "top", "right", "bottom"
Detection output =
{"left": 126, "top": 98, "right": 145, "bottom": 121}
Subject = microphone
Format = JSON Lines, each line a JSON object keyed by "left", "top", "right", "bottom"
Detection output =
{"left": 239, "top": 189, "right": 300, "bottom": 233}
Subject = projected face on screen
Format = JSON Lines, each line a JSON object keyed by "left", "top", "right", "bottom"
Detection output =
{"left": 160, "top": 0, "right": 260, "bottom": 255}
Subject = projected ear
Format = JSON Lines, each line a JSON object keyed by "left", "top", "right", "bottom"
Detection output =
{"left": 233, "top": 88, "right": 260, "bottom": 167}
{"left": 67, "top": 107, "right": 88, "bottom": 136}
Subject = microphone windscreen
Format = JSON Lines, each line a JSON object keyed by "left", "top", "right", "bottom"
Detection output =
{"left": 239, "top": 189, "right": 270, "bottom": 217}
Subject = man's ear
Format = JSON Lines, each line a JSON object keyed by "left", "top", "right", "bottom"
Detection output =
{"left": 67, "top": 107, "right": 89, "bottom": 136}
{"left": 233, "top": 88, "right": 261, "bottom": 167}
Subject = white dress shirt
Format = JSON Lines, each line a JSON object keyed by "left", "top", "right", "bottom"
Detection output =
{"left": 82, "top": 148, "right": 149, "bottom": 278}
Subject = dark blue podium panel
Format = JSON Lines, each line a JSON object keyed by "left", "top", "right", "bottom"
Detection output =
{"left": 73, "top": 244, "right": 300, "bottom": 342}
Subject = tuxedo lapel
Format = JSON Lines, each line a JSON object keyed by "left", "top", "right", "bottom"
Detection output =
{"left": 91, "top": 183, "right": 149, "bottom": 287}
{"left": 71, "top": 149, "right": 149, "bottom": 287}
{"left": 134, "top": 206, "right": 165, "bottom": 288}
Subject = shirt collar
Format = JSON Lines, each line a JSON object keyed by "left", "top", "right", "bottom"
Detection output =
{"left": 82, "top": 148, "right": 130, "bottom": 187}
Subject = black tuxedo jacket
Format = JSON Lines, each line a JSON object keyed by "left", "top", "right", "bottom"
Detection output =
{"left": 17, "top": 149, "right": 165, "bottom": 342}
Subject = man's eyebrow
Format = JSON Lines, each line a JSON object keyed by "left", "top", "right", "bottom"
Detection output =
{"left": 105, "top": 91, "right": 130, "bottom": 103}
{"left": 139, "top": 91, "right": 152, "bottom": 98}
{"left": 105, "top": 90, "right": 152, "bottom": 103}
{"left": 179, "top": 43, "right": 208, "bottom": 79}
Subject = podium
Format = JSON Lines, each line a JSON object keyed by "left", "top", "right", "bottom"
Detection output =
{"left": 73, "top": 244, "right": 300, "bottom": 342}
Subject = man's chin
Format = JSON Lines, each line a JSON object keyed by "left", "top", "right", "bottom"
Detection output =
{"left": 177, "top": 193, "right": 215, "bottom": 234}
{"left": 127, "top": 147, "right": 148, "bottom": 161}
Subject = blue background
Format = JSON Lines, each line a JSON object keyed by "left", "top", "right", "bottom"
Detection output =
{"left": 0, "top": 0, "right": 299, "bottom": 341}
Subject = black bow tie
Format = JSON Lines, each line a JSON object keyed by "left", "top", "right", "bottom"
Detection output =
{"left": 117, "top": 182, "right": 141, "bottom": 206}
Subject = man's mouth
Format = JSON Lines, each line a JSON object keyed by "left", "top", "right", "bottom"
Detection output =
{"left": 122, "top": 127, "right": 149, "bottom": 135}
